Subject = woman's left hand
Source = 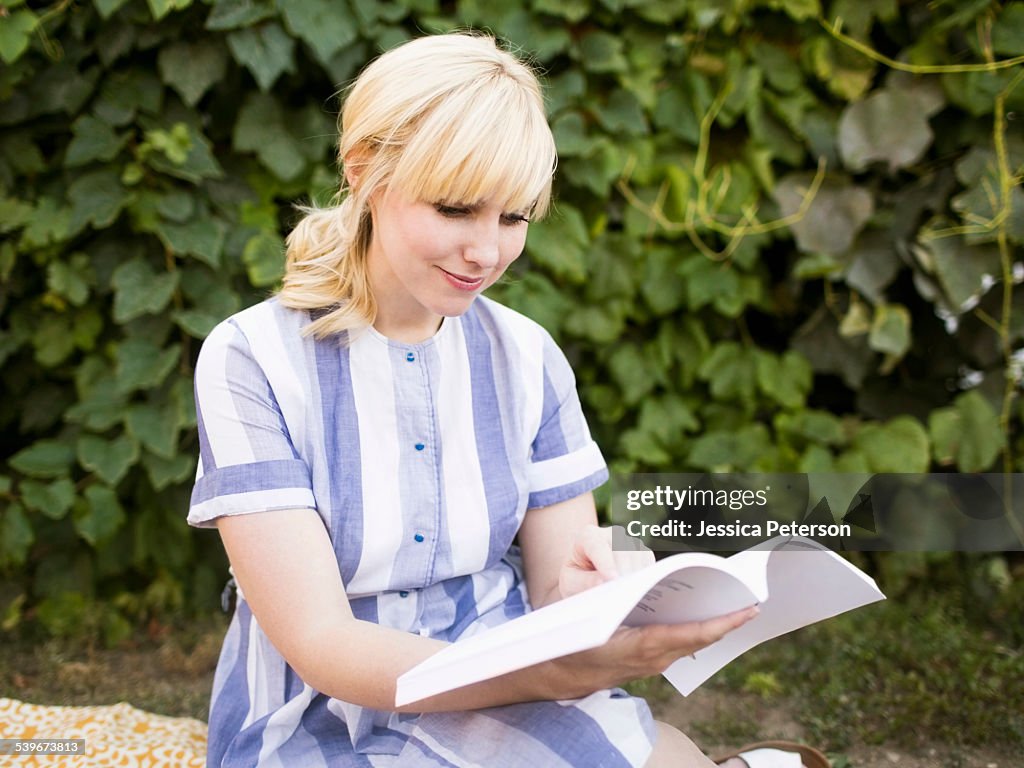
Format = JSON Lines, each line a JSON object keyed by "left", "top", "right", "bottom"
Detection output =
{"left": 557, "top": 524, "right": 655, "bottom": 600}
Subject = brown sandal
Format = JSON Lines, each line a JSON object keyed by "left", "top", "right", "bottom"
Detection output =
{"left": 712, "top": 740, "right": 831, "bottom": 768}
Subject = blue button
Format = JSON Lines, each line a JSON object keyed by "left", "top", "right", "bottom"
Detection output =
{"left": 414, "top": 533, "right": 425, "bottom": 543}
{"left": 414, "top": 443, "right": 425, "bottom": 451}
{"left": 399, "top": 590, "right": 409, "bottom": 598}
{"left": 406, "top": 352, "right": 415, "bottom": 362}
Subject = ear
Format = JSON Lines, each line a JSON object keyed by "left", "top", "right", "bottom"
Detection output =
{"left": 343, "top": 144, "right": 374, "bottom": 191}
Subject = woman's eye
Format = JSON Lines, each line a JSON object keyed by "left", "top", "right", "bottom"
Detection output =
{"left": 435, "top": 204, "right": 469, "bottom": 217}
{"left": 501, "top": 213, "right": 529, "bottom": 225}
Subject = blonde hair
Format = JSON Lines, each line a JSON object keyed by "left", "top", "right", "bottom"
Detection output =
{"left": 279, "top": 33, "right": 557, "bottom": 338}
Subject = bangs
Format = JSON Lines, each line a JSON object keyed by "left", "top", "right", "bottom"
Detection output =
{"left": 389, "top": 75, "right": 556, "bottom": 218}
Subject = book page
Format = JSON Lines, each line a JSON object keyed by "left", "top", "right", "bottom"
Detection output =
{"left": 662, "top": 538, "right": 885, "bottom": 695}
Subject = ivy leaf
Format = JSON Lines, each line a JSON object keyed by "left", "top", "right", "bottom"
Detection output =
{"left": 689, "top": 425, "right": 771, "bottom": 471}
{"left": 9, "top": 439, "right": 75, "bottom": 478}
{"left": 563, "top": 303, "right": 626, "bottom": 343}
{"left": 31, "top": 315, "right": 73, "bottom": 367}
{"left": 499, "top": 9, "right": 571, "bottom": 60}
{"left": 242, "top": 230, "right": 286, "bottom": 287}
{"left": 146, "top": 0, "right": 192, "bottom": 21}
{"left": 205, "top": 0, "right": 277, "bottom": 30}
{"left": 652, "top": 72, "right": 710, "bottom": 145}
{"left": 853, "top": 416, "right": 930, "bottom": 473}
{"left": 19, "top": 478, "right": 76, "bottom": 520}
{"left": 142, "top": 451, "right": 196, "bottom": 491}
{"left": 171, "top": 309, "right": 220, "bottom": 338}
{"left": 776, "top": 0, "right": 820, "bottom": 22}
{"left": 155, "top": 217, "right": 226, "bottom": 268}
{"left": 0, "top": 8, "right": 38, "bottom": 64}
{"left": 953, "top": 390, "right": 1003, "bottom": 472}
{"left": 145, "top": 123, "right": 223, "bottom": 183}
{"left": 280, "top": 0, "right": 358, "bottom": 62}
{"left": 0, "top": 196, "right": 33, "bottom": 234}
{"left": 619, "top": 428, "right": 671, "bottom": 466}
{"left": 595, "top": 89, "right": 648, "bottom": 136}
{"left": 65, "top": 380, "right": 128, "bottom": 431}
{"left": 838, "top": 88, "right": 934, "bottom": 172}
{"left": 830, "top": 0, "right": 897, "bottom": 37}
{"left": 0, "top": 503, "right": 34, "bottom": 567}
{"left": 179, "top": 266, "right": 241, "bottom": 322}
{"left": 74, "top": 484, "right": 126, "bottom": 546}
{"left": 67, "top": 169, "right": 134, "bottom": 234}
{"left": 928, "top": 407, "right": 959, "bottom": 466}
{"left": 992, "top": 3, "right": 1024, "bottom": 56}
{"left": 576, "top": 31, "right": 627, "bottom": 73}
{"left": 111, "top": 258, "right": 179, "bottom": 323}
{"left": 76, "top": 433, "right": 139, "bottom": 485}
{"left": 844, "top": 231, "right": 900, "bottom": 303}
{"left": 750, "top": 42, "right": 803, "bottom": 93}
{"left": 793, "top": 307, "right": 874, "bottom": 388}
{"left": 526, "top": 204, "right": 588, "bottom": 283}
{"left": 868, "top": 303, "right": 911, "bottom": 357}
{"left": 637, "top": 395, "right": 700, "bottom": 442}
{"left": 234, "top": 93, "right": 306, "bottom": 181}
{"left": 608, "top": 344, "right": 659, "bottom": 405}
{"left": 47, "top": 254, "right": 93, "bottom": 307}
{"left": 756, "top": 350, "right": 813, "bottom": 409}
{"left": 65, "top": 115, "right": 128, "bottom": 167}
{"left": 551, "top": 112, "right": 594, "bottom": 158}
{"left": 157, "top": 40, "right": 227, "bottom": 106}
{"left": 227, "top": 22, "right": 296, "bottom": 91}
{"left": 683, "top": 258, "right": 744, "bottom": 316}
{"left": 492, "top": 271, "right": 571, "bottom": 336}
{"left": 93, "top": 70, "right": 164, "bottom": 126}
{"left": 697, "top": 342, "right": 756, "bottom": 404}
{"left": 115, "top": 338, "right": 181, "bottom": 393}
{"left": 774, "top": 175, "right": 873, "bottom": 255}
{"left": 914, "top": 234, "right": 1001, "bottom": 313}
{"left": 532, "top": 0, "right": 589, "bottom": 22}
{"left": 126, "top": 403, "right": 181, "bottom": 458}
{"left": 93, "top": 0, "right": 132, "bottom": 19}
{"left": 641, "top": 246, "right": 687, "bottom": 315}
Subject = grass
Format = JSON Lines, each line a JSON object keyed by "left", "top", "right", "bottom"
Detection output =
{"left": 0, "top": 613, "right": 227, "bottom": 720}
{"left": 706, "top": 575, "right": 1024, "bottom": 751}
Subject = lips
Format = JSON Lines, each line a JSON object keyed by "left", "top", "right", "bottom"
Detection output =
{"left": 440, "top": 267, "right": 485, "bottom": 291}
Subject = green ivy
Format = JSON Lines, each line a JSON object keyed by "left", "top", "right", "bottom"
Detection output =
{"left": 0, "top": 0, "right": 1021, "bottom": 634}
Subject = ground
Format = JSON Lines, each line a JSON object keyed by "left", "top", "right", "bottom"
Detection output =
{"left": 0, "top": 622, "right": 1015, "bottom": 768}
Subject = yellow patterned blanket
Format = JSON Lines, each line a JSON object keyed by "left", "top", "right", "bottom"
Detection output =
{"left": 0, "top": 698, "right": 206, "bottom": 767}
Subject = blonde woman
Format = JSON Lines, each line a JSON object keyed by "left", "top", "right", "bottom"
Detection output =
{"left": 188, "top": 33, "right": 824, "bottom": 768}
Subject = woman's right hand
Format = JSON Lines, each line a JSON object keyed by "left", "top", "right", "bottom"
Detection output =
{"left": 536, "top": 605, "right": 760, "bottom": 700}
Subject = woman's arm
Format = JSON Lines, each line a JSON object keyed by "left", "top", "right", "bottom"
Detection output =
{"left": 218, "top": 506, "right": 756, "bottom": 713}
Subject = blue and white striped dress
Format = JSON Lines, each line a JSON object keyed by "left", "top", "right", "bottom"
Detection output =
{"left": 188, "top": 296, "right": 656, "bottom": 767}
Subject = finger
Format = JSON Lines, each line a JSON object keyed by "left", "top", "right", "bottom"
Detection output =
{"left": 580, "top": 526, "right": 620, "bottom": 580}
{"left": 612, "top": 548, "right": 655, "bottom": 576}
{"left": 694, "top": 605, "right": 760, "bottom": 645}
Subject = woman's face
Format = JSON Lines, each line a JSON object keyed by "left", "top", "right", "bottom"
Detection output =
{"left": 365, "top": 186, "right": 530, "bottom": 333}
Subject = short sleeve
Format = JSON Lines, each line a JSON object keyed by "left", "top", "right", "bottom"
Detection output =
{"left": 187, "top": 319, "right": 315, "bottom": 528}
{"left": 525, "top": 332, "right": 608, "bottom": 509}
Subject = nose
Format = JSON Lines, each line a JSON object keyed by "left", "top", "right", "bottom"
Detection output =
{"left": 462, "top": 219, "right": 501, "bottom": 269}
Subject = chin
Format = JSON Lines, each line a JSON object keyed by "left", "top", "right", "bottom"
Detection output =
{"left": 431, "top": 295, "right": 479, "bottom": 318}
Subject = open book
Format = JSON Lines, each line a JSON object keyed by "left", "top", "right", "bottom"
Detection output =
{"left": 395, "top": 536, "right": 885, "bottom": 706}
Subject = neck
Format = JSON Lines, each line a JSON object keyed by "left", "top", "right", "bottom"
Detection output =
{"left": 372, "top": 311, "right": 444, "bottom": 344}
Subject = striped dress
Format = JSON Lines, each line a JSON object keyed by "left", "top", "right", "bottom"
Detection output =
{"left": 187, "top": 296, "right": 656, "bottom": 767}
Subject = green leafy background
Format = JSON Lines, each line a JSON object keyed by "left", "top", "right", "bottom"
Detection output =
{"left": 1, "top": 0, "right": 1022, "bottom": 639}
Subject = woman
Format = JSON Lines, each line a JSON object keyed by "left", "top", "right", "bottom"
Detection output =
{"left": 188, "top": 32, "right": 819, "bottom": 768}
